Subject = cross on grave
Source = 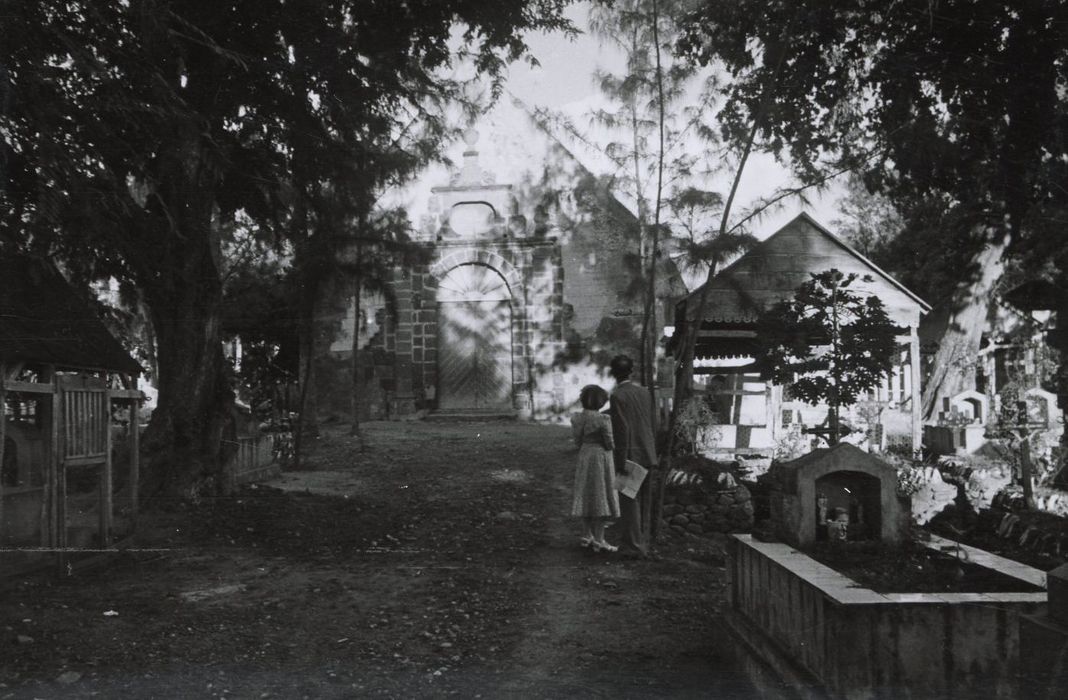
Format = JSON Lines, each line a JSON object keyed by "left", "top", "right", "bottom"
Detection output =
{"left": 802, "top": 423, "right": 853, "bottom": 443}
{"left": 1001, "top": 402, "right": 1049, "bottom": 432}
{"left": 1000, "top": 400, "right": 1049, "bottom": 510}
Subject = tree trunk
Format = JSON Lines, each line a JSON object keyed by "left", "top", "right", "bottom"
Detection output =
{"left": 1019, "top": 432, "right": 1036, "bottom": 510}
{"left": 665, "top": 114, "right": 762, "bottom": 462}
{"left": 289, "top": 187, "right": 321, "bottom": 468}
{"left": 131, "top": 128, "right": 237, "bottom": 502}
{"left": 1, "top": 364, "right": 7, "bottom": 537}
{"left": 646, "top": 0, "right": 666, "bottom": 540}
{"left": 921, "top": 232, "right": 1009, "bottom": 420}
{"left": 829, "top": 274, "right": 841, "bottom": 445}
{"left": 293, "top": 273, "right": 321, "bottom": 467}
{"left": 630, "top": 98, "right": 652, "bottom": 388}
{"left": 623, "top": 19, "right": 652, "bottom": 388}
{"left": 134, "top": 298, "right": 160, "bottom": 388}
{"left": 138, "top": 241, "right": 235, "bottom": 500}
{"left": 350, "top": 265, "right": 363, "bottom": 437}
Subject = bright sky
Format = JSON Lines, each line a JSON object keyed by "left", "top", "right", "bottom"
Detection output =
{"left": 506, "top": 4, "right": 618, "bottom": 107}
{"left": 503, "top": 2, "right": 845, "bottom": 240}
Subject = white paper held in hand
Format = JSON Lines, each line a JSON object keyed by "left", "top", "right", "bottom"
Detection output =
{"left": 615, "top": 459, "right": 648, "bottom": 499}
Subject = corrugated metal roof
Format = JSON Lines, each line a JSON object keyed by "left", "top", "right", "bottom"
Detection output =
{"left": 0, "top": 255, "right": 141, "bottom": 375}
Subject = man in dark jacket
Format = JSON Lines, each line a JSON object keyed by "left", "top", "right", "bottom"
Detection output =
{"left": 608, "top": 355, "right": 657, "bottom": 556}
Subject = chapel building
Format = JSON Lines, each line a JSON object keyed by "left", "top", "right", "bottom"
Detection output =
{"left": 312, "top": 96, "right": 686, "bottom": 420}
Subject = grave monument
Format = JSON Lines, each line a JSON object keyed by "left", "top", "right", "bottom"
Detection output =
{"left": 768, "top": 442, "right": 909, "bottom": 547}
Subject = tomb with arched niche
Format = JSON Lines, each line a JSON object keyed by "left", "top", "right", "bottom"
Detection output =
{"left": 737, "top": 441, "right": 1049, "bottom": 697}
{"left": 769, "top": 442, "right": 908, "bottom": 547}
{"left": 1024, "top": 387, "right": 1062, "bottom": 430}
{"left": 925, "top": 390, "right": 993, "bottom": 455}
{"left": 947, "top": 389, "right": 990, "bottom": 425}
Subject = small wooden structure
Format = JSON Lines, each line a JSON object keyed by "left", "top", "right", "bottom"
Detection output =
{"left": 1, "top": 255, "right": 142, "bottom": 571}
{"left": 673, "top": 213, "right": 931, "bottom": 456}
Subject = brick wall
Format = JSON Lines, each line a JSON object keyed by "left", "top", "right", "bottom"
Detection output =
{"left": 313, "top": 211, "right": 672, "bottom": 422}
{"left": 312, "top": 114, "right": 683, "bottom": 420}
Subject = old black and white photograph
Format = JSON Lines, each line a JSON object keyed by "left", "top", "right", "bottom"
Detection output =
{"left": 2, "top": 1, "right": 1067, "bottom": 697}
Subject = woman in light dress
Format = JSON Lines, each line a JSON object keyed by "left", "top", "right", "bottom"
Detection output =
{"left": 569, "top": 384, "right": 620, "bottom": 552}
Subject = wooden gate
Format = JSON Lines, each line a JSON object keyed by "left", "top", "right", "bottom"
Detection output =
{"left": 438, "top": 300, "right": 513, "bottom": 410}
{"left": 436, "top": 264, "right": 513, "bottom": 411}
{"left": 57, "top": 376, "right": 112, "bottom": 548}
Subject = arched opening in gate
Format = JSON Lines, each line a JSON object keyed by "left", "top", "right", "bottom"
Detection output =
{"left": 436, "top": 263, "right": 514, "bottom": 411}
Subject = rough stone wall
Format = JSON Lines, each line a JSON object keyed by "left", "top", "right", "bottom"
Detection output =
{"left": 663, "top": 482, "right": 755, "bottom": 536}
{"left": 313, "top": 193, "right": 660, "bottom": 421}
{"left": 313, "top": 236, "right": 571, "bottom": 420}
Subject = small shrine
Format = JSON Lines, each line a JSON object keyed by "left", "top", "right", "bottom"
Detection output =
{"left": 2, "top": 255, "right": 143, "bottom": 573}
{"left": 769, "top": 442, "right": 908, "bottom": 548}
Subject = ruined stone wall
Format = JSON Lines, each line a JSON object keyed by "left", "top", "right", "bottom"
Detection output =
{"left": 313, "top": 236, "right": 571, "bottom": 420}
{"left": 413, "top": 240, "right": 566, "bottom": 416}
{"left": 311, "top": 178, "right": 672, "bottom": 422}
{"left": 309, "top": 100, "right": 686, "bottom": 421}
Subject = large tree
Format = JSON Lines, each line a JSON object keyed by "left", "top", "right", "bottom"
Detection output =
{"left": 831, "top": 174, "right": 905, "bottom": 261}
{"left": 1, "top": 0, "right": 572, "bottom": 498}
{"left": 678, "top": 0, "right": 1068, "bottom": 420}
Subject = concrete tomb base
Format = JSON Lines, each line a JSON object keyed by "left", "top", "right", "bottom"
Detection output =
{"left": 1018, "top": 562, "right": 1068, "bottom": 699}
{"left": 727, "top": 534, "right": 1047, "bottom": 699}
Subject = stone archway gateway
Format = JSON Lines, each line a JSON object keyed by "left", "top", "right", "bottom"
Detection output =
{"left": 436, "top": 263, "right": 514, "bottom": 411}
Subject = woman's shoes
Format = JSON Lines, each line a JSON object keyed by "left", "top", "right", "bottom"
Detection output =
{"left": 579, "top": 535, "right": 617, "bottom": 553}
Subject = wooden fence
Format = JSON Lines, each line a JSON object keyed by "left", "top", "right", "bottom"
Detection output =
{"left": 225, "top": 433, "right": 284, "bottom": 487}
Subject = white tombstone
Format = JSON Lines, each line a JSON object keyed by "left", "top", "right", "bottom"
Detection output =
{"left": 949, "top": 390, "right": 989, "bottom": 425}
{"left": 1024, "top": 388, "right": 1061, "bottom": 428}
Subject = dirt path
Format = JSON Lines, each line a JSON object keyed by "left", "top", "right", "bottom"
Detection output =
{"left": 1, "top": 421, "right": 771, "bottom": 698}
{"left": 481, "top": 448, "right": 757, "bottom": 698}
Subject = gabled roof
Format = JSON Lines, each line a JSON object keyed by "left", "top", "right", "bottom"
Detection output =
{"left": 774, "top": 442, "right": 896, "bottom": 492}
{"left": 681, "top": 212, "right": 930, "bottom": 325}
{"left": 513, "top": 92, "right": 641, "bottom": 219}
{"left": 0, "top": 254, "right": 141, "bottom": 375}
{"left": 510, "top": 95, "right": 689, "bottom": 301}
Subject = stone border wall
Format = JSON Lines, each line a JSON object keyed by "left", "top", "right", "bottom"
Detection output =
{"left": 662, "top": 480, "right": 753, "bottom": 536}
